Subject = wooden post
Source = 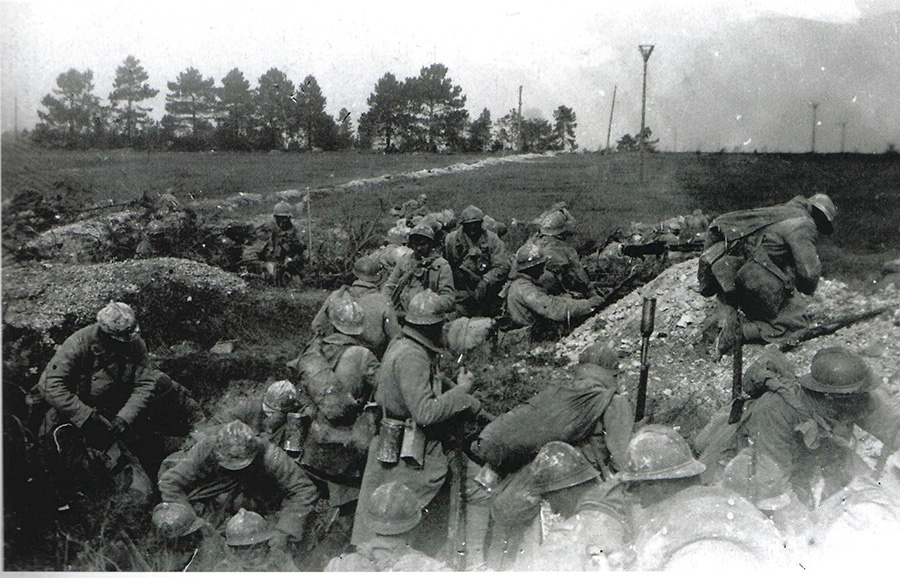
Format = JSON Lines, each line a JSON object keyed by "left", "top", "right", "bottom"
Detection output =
{"left": 306, "top": 190, "right": 313, "bottom": 265}
{"left": 606, "top": 85, "right": 617, "bottom": 152}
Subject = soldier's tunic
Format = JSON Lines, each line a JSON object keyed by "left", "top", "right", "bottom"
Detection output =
{"left": 258, "top": 221, "right": 306, "bottom": 275}
{"left": 505, "top": 272, "right": 595, "bottom": 337}
{"left": 443, "top": 227, "right": 510, "bottom": 315}
{"left": 324, "top": 543, "right": 449, "bottom": 572}
{"left": 311, "top": 280, "right": 400, "bottom": 356}
{"left": 531, "top": 233, "right": 596, "bottom": 298}
{"left": 350, "top": 326, "right": 481, "bottom": 546}
{"left": 381, "top": 252, "right": 455, "bottom": 314}
{"left": 157, "top": 435, "right": 319, "bottom": 538}
{"left": 701, "top": 383, "right": 900, "bottom": 506}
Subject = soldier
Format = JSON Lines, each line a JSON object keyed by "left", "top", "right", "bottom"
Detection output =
{"left": 471, "top": 343, "right": 632, "bottom": 479}
{"left": 487, "top": 441, "right": 603, "bottom": 570}
{"left": 258, "top": 200, "right": 306, "bottom": 286}
{"left": 210, "top": 380, "right": 301, "bottom": 447}
{"left": 135, "top": 192, "right": 198, "bottom": 258}
{"left": 311, "top": 255, "right": 400, "bottom": 356}
{"left": 157, "top": 420, "right": 320, "bottom": 550}
{"left": 504, "top": 243, "right": 603, "bottom": 340}
{"left": 699, "top": 193, "right": 836, "bottom": 353}
{"left": 31, "top": 302, "right": 201, "bottom": 507}
{"left": 369, "top": 227, "right": 414, "bottom": 290}
{"left": 392, "top": 193, "right": 429, "bottom": 219}
{"left": 698, "top": 346, "right": 900, "bottom": 508}
{"left": 325, "top": 482, "right": 449, "bottom": 571}
{"left": 350, "top": 290, "right": 488, "bottom": 569}
{"left": 528, "top": 203, "right": 597, "bottom": 298}
{"left": 443, "top": 205, "right": 510, "bottom": 317}
{"left": 381, "top": 224, "right": 455, "bottom": 315}
{"left": 151, "top": 501, "right": 225, "bottom": 571}
{"left": 213, "top": 508, "right": 299, "bottom": 571}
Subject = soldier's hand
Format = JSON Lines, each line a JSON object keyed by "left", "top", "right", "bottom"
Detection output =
{"left": 112, "top": 416, "right": 132, "bottom": 441}
{"left": 81, "top": 411, "right": 116, "bottom": 450}
{"left": 473, "top": 280, "right": 488, "bottom": 302}
{"left": 588, "top": 295, "right": 604, "bottom": 309}
{"left": 456, "top": 368, "right": 476, "bottom": 393}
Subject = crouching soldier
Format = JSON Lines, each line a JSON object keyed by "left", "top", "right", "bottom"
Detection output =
{"left": 698, "top": 346, "right": 900, "bottom": 508}
{"left": 504, "top": 243, "right": 603, "bottom": 341}
{"left": 258, "top": 201, "right": 306, "bottom": 286}
{"left": 325, "top": 482, "right": 449, "bottom": 572}
{"left": 210, "top": 379, "right": 301, "bottom": 447}
{"left": 151, "top": 501, "right": 225, "bottom": 572}
{"left": 213, "top": 509, "right": 299, "bottom": 571}
{"left": 31, "top": 302, "right": 199, "bottom": 510}
{"left": 381, "top": 224, "right": 456, "bottom": 316}
{"left": 157, "top": 420, "right": 320, "bottom": 552}
{"left": 350, "top": 290, "right": 488, "bottom": 569}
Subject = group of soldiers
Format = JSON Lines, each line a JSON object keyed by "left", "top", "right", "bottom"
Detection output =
{"left": 28, "top": 191, "right": 900, "bottom": 571}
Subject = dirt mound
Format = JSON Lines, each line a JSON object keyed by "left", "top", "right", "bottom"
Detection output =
{"left": 20, "top": 210, "right": 144, "bottom": 263}
{"left": 543, "top": 257, "right": 900, "bottom": 438}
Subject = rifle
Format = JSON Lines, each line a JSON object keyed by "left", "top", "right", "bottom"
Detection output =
{"left": 634, "top": 297, "right": 656, "bottom": 422}
{"left": 779, "top": 307, "right": 890, "bottom": 352}
{"left": 595, "top": 267, "right": 641, "bottom": 310}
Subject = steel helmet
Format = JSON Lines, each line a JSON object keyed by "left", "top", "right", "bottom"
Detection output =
{"left": 225, "top": 508, "right": 276, "bottom": 546}
{"left": 386, "top": 226, "right": 409, "bottom": 245}
{"left": 459, "top": 205, "right": 485, "bottom": 224}
{"left": 353, "top": 255, "right": 384, "bottom": 283}
{"left": 578, "top": 343, "right": 620, "bottom": 373}
{"left": 722, "top": 449, "right": 791, "bottom": 511}
{"left": 152, "top": 502, "right": 204, "bottom": 538}
{"left": 273, "top": 201, "right": 292, "bottom": 217}
{"left": 262, "top": 380, "right": 299, "bottom": 413}
{"left": 539, "top": 208, "right": 574, "bottom": 237}
{"left": 531, "top": 441, "right": 600, "bottom": 494}
{"left": 618, "top": 425, "right": 706, "bottom": 481}
{"left": 328, "top": 294, "right": 365, "bottom": 336}
{"left": 800, "top": 347, "right": 876, "bottom": 394}
{"left": 213, "top": 420, "right": 260, "bottom": 471}
{"left": 515, "top": 242, "right": 547, "bottom": 270}
{"left": 365, "top": 481, "right": 422, "bottom": 535}
{"left": 808, "top": 193, "right": 836, "bottom": 224}
{"left": 96, "top": 302, "right": 140, "bottom": 342}
{"left": 408, "top": 223, "right": 436, "bottom": 242}
{"left": 405, "top": 289, "right": 449, "bottom": 325}
{"left": 482, "top": 215, "right": 507, "bottom": 237}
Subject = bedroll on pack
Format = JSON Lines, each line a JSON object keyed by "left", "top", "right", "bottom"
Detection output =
{"left": 300, "top": 411, "right": 376, "bottom": 478}
{"left": 471, "top": 385, "right": 616, "bottom": 473}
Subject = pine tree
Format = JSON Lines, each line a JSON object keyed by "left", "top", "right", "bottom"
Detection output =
{"left": 552, "top": 105, "right": 578, "bottom": 150}
{"left": 404, "top": 63, "right": 468, "bottom": 152}
{"left": 337, "top": 108, "right": 355, "bottom": 148}
{"left": 108, "top": 56, "right": 159, "bottom": 144}
{"left": 255, "top": 68, "right": 296, "bottom": 150}
{"left": 164, "top": 67, "right": 216, "bottom": 141}
{"left": 294, "top": 75, "right": 333, "bottom": 150}
{"left": 358, "top": 72, "right": 408, "bottom": 151}
{"left": 468, "top": 108, "right": 492, "bottom": 152}
{"left": 35, "top": 68, "right": 102, "bottom": 148}
{"left": 217, "top": 68, "right": 254, "bottom": 150}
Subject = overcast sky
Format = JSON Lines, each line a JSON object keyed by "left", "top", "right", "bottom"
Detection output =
{"left": 2, "top": 0, "right": 898, "bottom": 152}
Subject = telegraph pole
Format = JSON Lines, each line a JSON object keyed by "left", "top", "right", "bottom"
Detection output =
{"left": 605, "top": 85, "right": 617, "bottom": 152}
{"left": 517, "top": 85, "right": 523, "bottom": 152}
{"left": 810, "top": 102, "right": 819, "bottom": 153}
{"left": 638, "top": 45, "right": 655, "bottom": 183}
{"left": 840, "top": 121, "right": 847, "bottom": 153}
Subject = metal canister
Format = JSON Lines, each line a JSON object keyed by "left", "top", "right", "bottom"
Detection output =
{"left": 376, "top": 417, "right": 405, "bottom": 465}
{"left": 282, "top": 412, "right": 308, "bottom": 458}
{"left": 474, "top": 463, "right": 501, "bottom": 492}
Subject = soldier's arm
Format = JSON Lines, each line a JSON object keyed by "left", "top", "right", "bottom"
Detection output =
{"left": 857, "top": 390, "right": 900, "bottom": 447}
{"left": 39, "top": 332, "right": 94, "bottom": 427}
{"left": 397, "top": 349, "right": 480, "bottom": 426}
{"left": 521, "top": 282, "right": 595, "bottom": 322}
{"left": 263, "top": 444, "right": 320, "bottom": 538}
{"left": 603, "top": 394, "right": 635, "bottom": 472}
{"left": 310, "top": 293, "right": 333, "bottom": 337}
{"left": 158, "top": 438, "right": 214, "bottom": 504}
{"left": 381, "top": 261, "right": 404, "bottom": 300}
{"left": 382, "top": 298, "right": 401, "bottom": 341}
{"left": 115, "top": 340, "right": 157, "bottom": 425}
{"left": 485, "top": 235, "right": 511, "bottom": 283}
{"left": 741, "top": 392, "right": 797, "bottom": 488}
{"left": 784, "top": 223, "right": 822, "bottom": 295}
{"left": 435, "top": 259, "right": 457, "bottom": 298}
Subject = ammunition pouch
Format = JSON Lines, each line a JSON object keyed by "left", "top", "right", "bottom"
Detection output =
{"left": 735, "top": 246, "right": 791, "bottom": 320}
{"left": 400, "top": 419, "right": 426, "bottom": 469}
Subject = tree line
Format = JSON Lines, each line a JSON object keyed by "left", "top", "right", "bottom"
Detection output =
{"left": 32, "top": 56, "right": 578, "bottom": 153}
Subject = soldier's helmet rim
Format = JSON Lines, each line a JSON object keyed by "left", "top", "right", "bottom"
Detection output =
{"left": 515, "top": 243, "right": 547, "bottom": 269}
{"left": 800, "top": 346, "right": 875, "bottom": 394}
{"left": 273, "top": 201, "right": 293, "bottom": 217}
{"left": 353, "top": 255, "right": 384, "bottom": 282}
{"left": 214, "top": 421, "right": 260, "bottom": 471}
{"left": 405, "top": 289, "right": 449, "bottom": 325}
{"left": 225, "top": 508, "right": 276, "bottom": 546}
{"left": 618, "top": 424, "right": 706, "bottom": 481}
{"left": 365, "top": 481, "right": 422, "bottom": 535}
{"left": 262, "top": 380, "right": 299, "bottom": 413}
{"left": 808, "top": 193, "right": 836, "bottom": 223}
{"left": 152, "top": 502, "right": 204, "bottom": 538}
{"left": 328, "top": 295, "right": 366, "bottom": 335}
{"left": 531, "top": 441, "right": 600, "bottom": 494}
{"left": 459, "top": 205, "right": 485, "bottom": 224}
{"left": 408, "top": 224, "right": 436, "bottom": 242}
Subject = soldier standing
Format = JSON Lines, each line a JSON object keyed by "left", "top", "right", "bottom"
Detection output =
{"left": 350, "top": 290, "right": 488, "bottom": 568}
{"left": 443, "top": 205, "right": 510, "bottom": 317}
